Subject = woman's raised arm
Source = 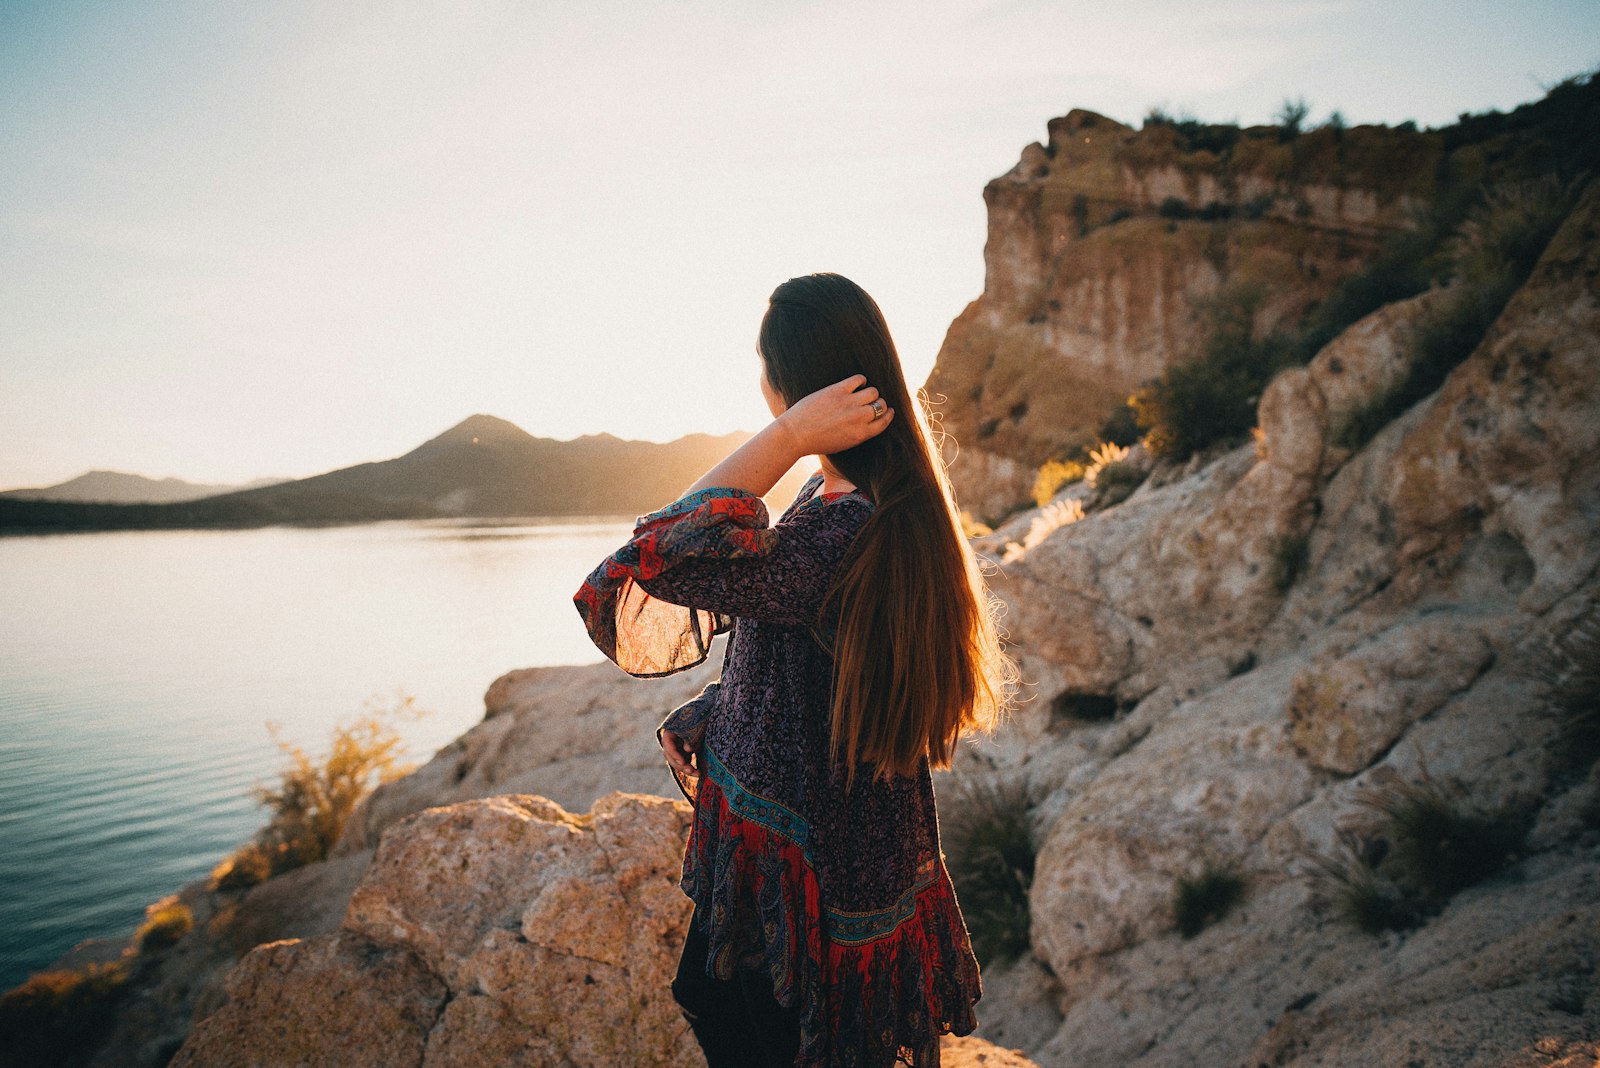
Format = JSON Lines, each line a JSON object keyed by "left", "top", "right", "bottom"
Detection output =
{"left": 681, "top": 374, "right": 893, "bottom": 498}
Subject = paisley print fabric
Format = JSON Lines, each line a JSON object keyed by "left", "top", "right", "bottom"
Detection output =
{"left": 574, "top": 471, "right": 982, "bottom": 1067}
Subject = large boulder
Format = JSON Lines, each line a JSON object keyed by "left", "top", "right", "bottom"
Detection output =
{"left": 176, "top": 792, "right": 699, "bottom": 1068}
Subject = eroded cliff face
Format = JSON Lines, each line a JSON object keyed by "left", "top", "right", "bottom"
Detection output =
{"left": 926, "top": 109, "right": 1442, "bottom": 522}
{"left": 956, "top": 177, "right": 1600, "bottom": 1066}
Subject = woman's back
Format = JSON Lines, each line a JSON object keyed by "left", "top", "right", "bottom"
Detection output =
{"left": 575, "top": 271, "right": 1011, "bottom": 1067}
{"left": 577, "top": 471, "right": 982, "bottom": 1066}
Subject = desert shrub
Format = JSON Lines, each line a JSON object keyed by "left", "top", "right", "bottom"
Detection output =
{"left": 1353, "top": 767, "right": 1524, "bottom": 901}
{"left": 1095, "top": 462, "right": 1147, "bottom": 507}
{"left": 208, "top": 840, "right": 275, "bottom": 892}
{"left": 210, "top": 694, "right": 425, "bottom": 889}
{"left": 1173, "top": 862, "right": 1247, "bottom": 937}
{"left": 0, "top": 961, "right": 131, "bottom": 1068}
{"left": 1083, "top": 441, "right": 1128, "bottom": 486}
{"left": 1079, "top": 441, "right": 1146, "bottom": 507}
{"left": 1032, "top": 459, "right": 1085, "bottom": 508}
{"left": 133, "top": 896, "right": 193, "bottom": 953}
{"left": 1536, "top": 606, "right": 1600, "bottom": 772}
{"left": 1292, "top": 159, "right": 1575, "bottom": 377}
{"left": 1143, "top": 105, "right": 1180, "bottom": 128}
{"left": 1098, "top": 401, "right": 1142, "bottom": 447}
{"left": 1450, "top": 173, "right": 1581, "bottom": 285}
{"left": 1291, "top": 231, "right": 1436, "bottom": 367}
{"left": 1001, "top": 497, "right": 1084, "bottom": 563}
{"left": 1269, "top": 532, "right": 1311, "bottom": 593}
{"left": 1131, "top": 284, "right": 1294, "bottom": 460}
{"left": 1333, "top": 175, "right": 1580, "bottom": 450}
{"left": 1142, "top": 107, "right": 1242, "bottom": 155}
{"left": 1306, "top": 765, "right": 1525, "bottom": 933}
{"left": 1303, "top": 827, "right": 1423, "bottom": 934}
{"left": 943, "top": 777, "right": 1036, "bottom": 965}
{"left": 1276, "top": 96, "right": 1312, "bottom": 140}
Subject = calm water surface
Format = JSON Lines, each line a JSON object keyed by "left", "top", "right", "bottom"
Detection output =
{"left": 0, "top": 517, "right": 630, "bottom": 990}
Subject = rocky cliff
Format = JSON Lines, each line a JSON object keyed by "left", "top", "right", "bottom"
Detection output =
{"left": 951, "top": 170, "right": 1600, "bottom": 1064}
{"left": 927, "top": 83, "right": 1598, "bottom": 523}
{"left": 923, "top": 109, "right": 1438, "bottom": 521}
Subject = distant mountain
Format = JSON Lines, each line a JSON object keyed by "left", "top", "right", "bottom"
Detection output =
{"left": 0, "top": 470, "right": 289, "bottom": 504}
{"left": 0, "top": 415, "right": 816, "bottom": 533}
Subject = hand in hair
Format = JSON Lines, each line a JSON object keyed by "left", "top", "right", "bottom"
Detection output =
{"left": 778, "top": 374, "right": 894, "bottom": 457}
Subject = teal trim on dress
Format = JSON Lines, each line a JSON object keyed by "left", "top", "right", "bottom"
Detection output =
{"left": 637, "top": 485, "right": 764, "bottom": 529}
{"left": 823, "top": 870, "right": 938, "bottom": 946}
{"left": 701, "top": 743, "right": 935, "bottom": 946}
{"left": 703, "top": 745, "right": 811, "bottom": 850}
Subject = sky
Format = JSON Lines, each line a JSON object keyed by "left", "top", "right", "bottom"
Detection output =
{"left": 1, "top": 0, "right": 1594, "bottom": 488}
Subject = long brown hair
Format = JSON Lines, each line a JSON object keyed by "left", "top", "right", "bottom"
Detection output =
{"left": 758, "top": 273, "right": 1017, "bottom": 785}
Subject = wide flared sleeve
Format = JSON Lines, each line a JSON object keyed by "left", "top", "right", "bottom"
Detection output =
{"left": 572, "top": 484, "right": 873, "bottom": 677}
{"left": 572, "top": 486, "right": 775, "bottom": 677}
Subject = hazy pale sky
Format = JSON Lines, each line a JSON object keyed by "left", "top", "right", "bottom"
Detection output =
{"left": 2, "top": 0, "right": 1594, "bottom": 487}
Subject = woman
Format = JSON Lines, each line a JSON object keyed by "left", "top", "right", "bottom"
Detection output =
{"left": 573, "top": 272, "right": 1016, "bottom": 1067}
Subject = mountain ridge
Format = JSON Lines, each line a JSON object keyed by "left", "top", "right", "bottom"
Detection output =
{"left": 0, "top": 415, "right": 803, "bottom": 533}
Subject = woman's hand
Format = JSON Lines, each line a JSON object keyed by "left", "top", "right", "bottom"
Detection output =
{"left": 778, "top": 374, "right": 895, "bottom": 457}
{"left": 661, "top": 727, "right": 699, "bottom": 778}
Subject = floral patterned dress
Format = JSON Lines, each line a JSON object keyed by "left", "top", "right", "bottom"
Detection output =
{"left": 573, "top": 470, "right": 982, "bottom": 1068}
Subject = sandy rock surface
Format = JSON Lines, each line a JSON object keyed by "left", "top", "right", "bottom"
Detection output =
{"left": 175, "top": 792, "right": 699, "bottom": 1068}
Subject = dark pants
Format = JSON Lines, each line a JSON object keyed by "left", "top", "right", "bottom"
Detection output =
{"left": 672, "top": 908, "right": 803, "bottom": 1068}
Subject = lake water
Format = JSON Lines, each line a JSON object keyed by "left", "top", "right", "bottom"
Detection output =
{"left": 0, "top": 517, "right": 635, "bottom": 992}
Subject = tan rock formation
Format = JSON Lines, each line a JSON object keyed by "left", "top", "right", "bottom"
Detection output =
{"left": 1286, "top": 615, "right": 1496, "bottom": 774}
{"left": 926, "top": 110, "right": 1443, "bottom": 522}
{"left": 956, "top": 170, "right": 1600, "bottom": 1066}
{"left": 175, "top": 792, "right": 700, "bottom": 1068}
{"left": 57, "top": 653, "right": 717, "bottom": 1068}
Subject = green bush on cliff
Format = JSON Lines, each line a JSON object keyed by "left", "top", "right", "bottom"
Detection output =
{"left": 1334, "top": 174, "right": 1582, "bottom": 450}
{"left": 211, "top": 694, "right": 426, "bottom": 890}
{"left": 133, "top": 896, "right": 194, "bottom": 953}
{"left": 1131, "top": 283, "right": 1294, "bottom": 460}
{"left": 1120, "top": 77, "right": 1597, "bottom": 464}
{"left": 1275, "top": 96, "right": 1312, "bottom": 140}
{"left": 943, "top": 777, "right": 1036, "bottom": 965}
{"left": 0, "top": 961, "right": 131, "bottom": 1068}
{"left": 1306, "top": 765, "right": 1526, "bottom": 933}
{"left": 1136, "top": 169, "right": 1582, "bottom": 462}
{"left": 1032, "top": 458, "right": 1085, "bottom": 507}
{"left": 1098, "top": 401, "right": 1142, "bottom": 448}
